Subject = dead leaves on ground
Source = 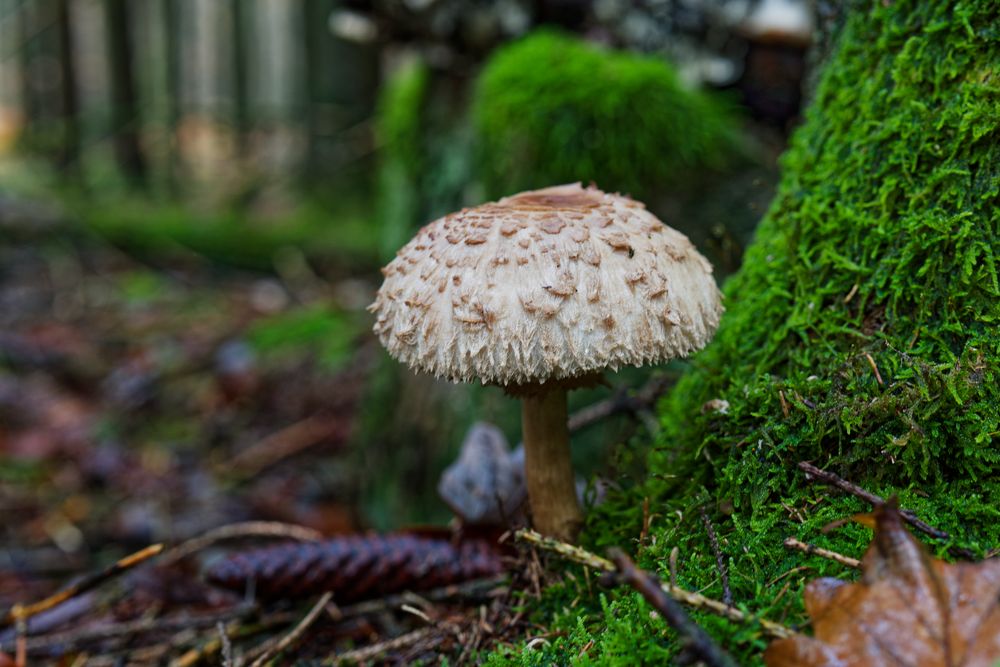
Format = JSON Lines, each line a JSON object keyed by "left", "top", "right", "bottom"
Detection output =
{"left": 766, "top": 503, "right": 1000, "bottom": 667}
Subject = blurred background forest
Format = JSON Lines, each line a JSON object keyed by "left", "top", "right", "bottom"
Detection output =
{"left": 1, "top": 0, "right": 815, "bottom": 595}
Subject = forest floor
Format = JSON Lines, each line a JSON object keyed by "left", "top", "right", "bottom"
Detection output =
{"left": 0, "top": 194, "right": 546, "bottom": 664}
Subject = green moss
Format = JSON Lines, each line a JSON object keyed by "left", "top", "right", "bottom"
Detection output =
{"left": 247, "top": 306, "right": 360, "bottom": 371}
{"left": 81, "top": 196, "right": 378, "bottom": 271}
{"left": 472, "top": 31, "right": 738, "bottom": 199}
{"left": 487, "top": 1, "right": 1000, "bottom": 664}
{"left": 376, "top": 58, "right": 430, "bottom": 180}
{"left": 375, "top": 59, "right": 474, "bottom": 261}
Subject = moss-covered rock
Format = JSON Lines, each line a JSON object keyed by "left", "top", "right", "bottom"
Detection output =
{"left": 486, "top": 1, "right": 1000, "bottom": 664}
{"left": 473, "top": 31, "right": 737, "bottom": 199}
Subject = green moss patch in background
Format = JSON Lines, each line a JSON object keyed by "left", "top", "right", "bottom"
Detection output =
{"left": 81, "top": 196, "right": 378, "bottom": 273}
{"left": 473, "top": 31, "right": 739, "bottom": 199}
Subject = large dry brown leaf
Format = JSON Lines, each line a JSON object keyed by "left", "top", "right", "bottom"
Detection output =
{"left": 765, "top": 504, "right": 1000, "bottom": 667}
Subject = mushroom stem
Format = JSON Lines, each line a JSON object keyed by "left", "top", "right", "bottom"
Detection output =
{"left": 521, "top": 387, "right": 583, "bottom": 542}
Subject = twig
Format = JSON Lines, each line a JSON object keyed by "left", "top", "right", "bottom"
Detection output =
{"left": 166, "top": 614, "right": 295, "bottom": 667}
{"left": 10, "top": 605, "right": 256, "bottom": 655}
{"left": 218, "top": 621, "right": 234, "bottom": 667}
{"left": 1, "top": 544, "right": 163, "bottom": 627}
{"left": 515, "top": 529, "right": 794, "bottom": 639}
{"left": 327, "top": 627, "right": 439, "bottom": 665}
{"left": 863, "top": 353, "right": 884, "bottom": 385}
{"left": 778, "top": 390, "right": 790, "bottom": 418}
{"left": 15, "top": 617, "right": 25, "bottom": 667}
{"left": 783, "top": 538, "right": 860, "bottom": 569}
{"left": 227, "top": 415, "right": 349, "bottom": 479}
{"left": 609, "top": 549, "right": 737, "bottom": 667}
{"left": 639, "top": 497, "right": 652, "bottom": 546}
{"left": 334, "top": 575, "right": 507, "bottom": 620}
{"left": 516, "top": 530, "right": 616, "bottom": 572}
{"left": 166, "top": 621, "right": 236, "bottom": 667}
{"left": 159, "top": 521, "right": 321, "bottom": 567}
{"left": 797, "top": 462, "right": 948, "bottom": 540}
{"left": 248, "top": 592, "right": 332, "bottom": 667}
{"left": 567, "top": 375, "right": 672, "bottom": 432}
{"left": 700, "top": 508, "right": 732, "bottom": 605}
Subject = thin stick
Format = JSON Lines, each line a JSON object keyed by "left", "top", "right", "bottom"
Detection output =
{"left": 327, "top": 627, "right": 438, "bottom": 665}
{"left": 167, "top": 614, "right": 296, "bottom": 667}
{"left": 218, "top": 621, "right": 234, "bottom": 667}
{"left": 609, "top": 549, "right": 737, "bottom": 667}
{"left": 15, "top": 617, "right": 25, "bottom": 667}
{"left": 334, "top": 575, "right": 507, "bottom": 620}
{"left": 227, "top": 415, "right": 349, "bottom": 479}
{"left": 248, "top": 592, "right": 332, "bottom": 667}
{"left": 783, "top": 538, "right": 860, "bottom": 569}
{"left": 159, "top": 521, "right": 321, "bottom": 567}
{"left": 1, "top": 544, "right": 163, "bottom": 627}
{"left": 639, "top": 497, "right": 652, "bottom": 546}
{"left": 863, "top": 353, "right": 884, "bottom": 385}
{"left": 700, "top": 508, "right": 732, "bottom": 605}
{"left": 515, "top": 529, "right": 794, "bottom": 639}
{"left": 567, "top": 375, "right": 671, "bottom": 432}
{"left": 12, "top": 605, "right": 256, "bottom": 655}
{"left": 797, "top": 462, "right": 948, "bottom": 540}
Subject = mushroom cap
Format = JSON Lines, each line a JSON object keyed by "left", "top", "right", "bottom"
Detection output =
{"left": 370, "top": 183, "right": 724, "bottom": 386}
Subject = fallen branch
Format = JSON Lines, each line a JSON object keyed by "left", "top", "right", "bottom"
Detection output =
{"left": 782, "top": 538, "right": 860, "bottom": 569}
{"left": 515, "top": 529, "right": 794, "bottom": 640}
{"left": 248, "top": 592, "right": 333, "bottom": 667}
{"left": 609, "top": 549, "right": 737, "bottom": 667}
{"left": 1, "top": 544, "right": 163, "bottom": 627}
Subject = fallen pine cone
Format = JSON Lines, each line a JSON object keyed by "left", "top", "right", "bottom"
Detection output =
{"left": 205, "top": 533, "right": 504, "bottom": 602}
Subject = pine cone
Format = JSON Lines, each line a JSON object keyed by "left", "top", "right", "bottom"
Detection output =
{"left": 205, "top": 534, "right": 504, "bottom": 602}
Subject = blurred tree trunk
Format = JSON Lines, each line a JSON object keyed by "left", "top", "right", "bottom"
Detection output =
{"left": 105, "top": 0, "right": 147, "bottom": 186}
{"left": 15, "top": 0, "right": 36, "bottom": 141}
{"left": 230, "top": 0, "right": 249, "bottom": 156}
{"left": 54, "top": 0, "right": 79, "bottom": 176}
{"left": 161, "top": 0, "right": 180, "bottom": 192}
{"left": 301, "top": 0, "right": 322, "bottom": 184}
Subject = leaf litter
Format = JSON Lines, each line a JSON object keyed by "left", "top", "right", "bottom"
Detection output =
{"left": 766, "top": 502, "right": 1000, "bottom": 667}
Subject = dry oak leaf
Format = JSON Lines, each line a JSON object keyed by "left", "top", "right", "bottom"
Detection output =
{"left": 766, "top": 503, "right": 1000, "bottom": 667}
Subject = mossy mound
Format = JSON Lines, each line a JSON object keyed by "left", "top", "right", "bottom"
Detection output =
{"left": 472, "top": 31, "right": 737, "bottom": 199}
{"left": 486, "top": 1, "right": 1000, "bottom": 664}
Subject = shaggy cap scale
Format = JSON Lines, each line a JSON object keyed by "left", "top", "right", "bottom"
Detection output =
{"left": 370, "top": 183, "right": 723, "bottom": 386}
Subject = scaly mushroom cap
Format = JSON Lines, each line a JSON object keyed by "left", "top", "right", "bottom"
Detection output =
{"left": 370, "top": 183, "right": 723, "bottom": 386}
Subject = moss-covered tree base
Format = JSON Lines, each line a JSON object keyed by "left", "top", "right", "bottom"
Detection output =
{"left": 485, "top": 1, "right": 1000, "bottom": 663}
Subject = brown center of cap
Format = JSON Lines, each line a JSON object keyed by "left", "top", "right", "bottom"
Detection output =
{"left": 502, "top": 190, "right": 601, "bottom": 211}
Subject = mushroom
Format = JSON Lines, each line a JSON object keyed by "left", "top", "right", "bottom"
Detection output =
{"left": 370, "top": 183, "right": 723, "bottom": 542}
